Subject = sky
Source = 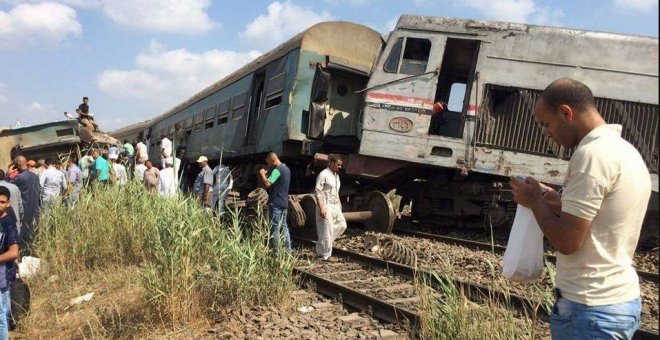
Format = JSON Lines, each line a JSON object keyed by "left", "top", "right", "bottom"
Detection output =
{"left": 0, "top": 0, "right": 658, "bottom": 131}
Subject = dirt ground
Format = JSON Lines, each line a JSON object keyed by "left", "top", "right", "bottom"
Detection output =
{"left": 12, "top": 266, "right": 407, "bottom": 339}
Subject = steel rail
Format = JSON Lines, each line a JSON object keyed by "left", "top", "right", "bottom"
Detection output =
{"left": 395, "top": 227, "right": 660, "bottom": 285}
{"left": 293, "top": 268, "right": 420, "bottom": 329}
{"left": 293, "top": 235, "right": 659, "bottom": 340}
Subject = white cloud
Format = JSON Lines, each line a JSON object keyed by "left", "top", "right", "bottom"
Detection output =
{"left": 101, "top": 0, "right": 216, "bottom": 34}
{"left": 456, "top": 0, "right": 563, "bottom": 25}
{"left": 22, "top": 101, "right": 54, "bottom": 115}
{"left": 98, "top": 40, "right": 261, "bottom": 107}
{"left": 240, "top": 1, "right": 333, "bottom": 48}
{"left": 532, "top": 6, "right": 564, "bottom": 26}
{"left": 0, "top": 2, "right": 82, "bottom": 51}
{"left": 615, "top": 0, "right": 658, "bottom": 10}
{"left": 457, "top": 0, "right": 535, "bottom": 23}
{"left": 385, "top": 16, "right": 398, "bottom": 32}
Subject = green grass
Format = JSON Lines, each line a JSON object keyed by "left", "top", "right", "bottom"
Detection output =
{"left": 32, "top": 181, "right": 295, "bottom": 327}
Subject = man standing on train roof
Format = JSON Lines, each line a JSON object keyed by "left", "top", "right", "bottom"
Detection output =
{"left": 76, "top": 96, "right": 99, "bottom": 132}
{"left": 510, "top": 78, "right": 651, "bottom": 340}
{"left": 194, "top": 156, "right": 213, "bottom": 206}
{"left": 257, "top": 151, "right": 291, "bottom": 254}
{"left": 314, "top": 154, "right": 347, "bottom": 262}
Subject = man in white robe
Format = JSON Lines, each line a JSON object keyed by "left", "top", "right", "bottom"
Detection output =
{"left": 159, "top": 157, "right": 177, "bottom": 198}
{"left": 314, "top": 154, "right": 347, "bottom": 261}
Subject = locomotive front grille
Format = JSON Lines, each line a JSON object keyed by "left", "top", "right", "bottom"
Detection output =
{"left": 476, "top": 84, "right": 659, "bottom": 173}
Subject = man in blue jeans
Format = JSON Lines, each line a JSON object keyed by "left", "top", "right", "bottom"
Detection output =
{"left": 511, "top": 78, "right": 651, "bottom": 339}
{"left": 258, "top": 152, "right": 291, "bottom": 254}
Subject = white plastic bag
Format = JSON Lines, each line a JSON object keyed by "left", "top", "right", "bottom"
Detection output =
{"left": 503, "top": 205, "right": 544, "bottom": 283}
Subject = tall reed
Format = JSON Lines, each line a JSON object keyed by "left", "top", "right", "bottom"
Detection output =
{"left": 34, "top": 180, "right": 295, "bottom": 326}
{"left": 416, "top": 271, "right": 536, "bottom": 340}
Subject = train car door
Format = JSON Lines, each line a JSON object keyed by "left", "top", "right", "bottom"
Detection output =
{"left": 429, "top": 38, "right": 480, "bottom": 138}
{"left": 245, "top": 72, "right": 265, "bottom": 146}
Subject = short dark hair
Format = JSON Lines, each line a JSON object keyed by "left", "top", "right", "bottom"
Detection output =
{"left": 328, "top": 154, "right": 342, "bottom": 163}
{"left": 266, "top": 151, "right": 278, "bottom": 160}
{"left": 123, "top": 139, "right": 129, "bottom": 144}
{"left": 0, "top": 169, "right": 5, "bottom": 181}
{"left": 539, "top": 78, "right": 595, "bottom": 113}
{"left": 0, "top": 186, "right": 10, "bottom": 200}
{"left": 83, "top": 96, "right": 89, "bottom": 100}
{"left": 45, "top": 158, "right": 56, "bottom": 166}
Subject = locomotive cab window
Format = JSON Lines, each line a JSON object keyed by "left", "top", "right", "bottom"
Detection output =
{"left": 400, "top": 38, "right": 431, "bottom": 75}
{"left": 384, "top": 37, "right": 431, "bottom": 75}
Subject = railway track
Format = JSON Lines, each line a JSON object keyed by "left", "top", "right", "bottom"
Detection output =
{"left": 394, "top": 226, "right": 660, "bottom": 284}
{"left": 294, "top": 235, "right": 659, "bottom": 339}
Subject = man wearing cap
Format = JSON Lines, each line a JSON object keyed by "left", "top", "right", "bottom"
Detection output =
{"left": 159, "top": 157, "right": 177, "bottom": 198}
{"left": 194, "top": 156, "right": 213, "bottom": 206}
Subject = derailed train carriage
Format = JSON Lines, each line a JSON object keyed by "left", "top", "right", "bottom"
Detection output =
{"left": 1, "top": 120, "right": 119, "bottom": 167}
{"left": 111, "top": 16, "right": 659, "bottom": 243}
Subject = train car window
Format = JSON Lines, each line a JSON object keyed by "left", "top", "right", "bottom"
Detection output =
{"left": 265, "top": 72, "right": 285, "bottom": 110}
{"left": 205, "top": 107, "right": 215, "bottom": 129}
{"left": 193, "top": 112, "right": 204, "bottom": 132}
{"left": 217, "top": 100, "right": 230, "bottom": 125}
{"left": 232, "top": 92, "right": 247, "bottom": 119}
{"left": 383, "top": 37, "right": 403, "bottom": 73}
{"left": 55, "top": 128, "right": 75, "bottom": 137}
{"left": 185, "top": 117, "right": 193, "bottom": 130}
{"left": 447, "top": 83, "right": 466, "bottom": 112}
{"left": 400, "top": 38, "right": 431, "bottom": 75}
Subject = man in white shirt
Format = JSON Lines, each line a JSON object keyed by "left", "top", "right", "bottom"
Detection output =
{"left": 136, "top": 139, "right": 148, "bottom": 165}
{"left": 134, "top": 161, "right": 147, "bottom": 182}
{"left": 109, "top": 154, "right": 128, "bottom": 186}
{"left": 160, "top": 137, "right": 172, "bottom": 168}
{"left": 39, "top": 158, "right": 67, "bottom": 207}
{"left": 159, "top": 157, "right": 177, "bottom": 198}
{"left": 314, "top": 154, "right": 347, "bottom": 261}
{"left": 511, "top": 78, "right": 651, "bottom": 339}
